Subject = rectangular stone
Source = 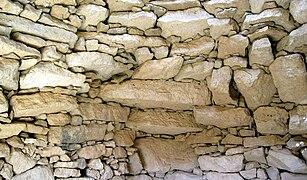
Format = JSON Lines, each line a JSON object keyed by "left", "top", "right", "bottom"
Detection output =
{"left": 243, "top": 135, "right": 285, "bottom": 148}
{"left": 99, "top": 80, "right": 211, "bottom": 110}
{"left": 11, "top": 92, "right": 78, "bottom": 117}
{"left": 199, "top": 154, "right": 244, "bottom": 172}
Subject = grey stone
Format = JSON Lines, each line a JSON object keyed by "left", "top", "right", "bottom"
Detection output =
{"left": 0, "top": 58, "right": 19, "bottom": 90}
{"left": 199, "top": 154, "right": 244, "bottom": 172}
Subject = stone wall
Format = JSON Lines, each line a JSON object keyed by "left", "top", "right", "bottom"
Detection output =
{"left": 0, "top": 0, "right": 306, "bottom": 179}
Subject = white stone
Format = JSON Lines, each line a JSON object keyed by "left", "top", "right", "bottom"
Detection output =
{"left": 20, "top": 4, "right": 42, "bottom": 22}
{"left": 0, "top": 91, "right": 8, "bottom": 113}
{"left": 206, "top": 172, "right": 243, "bottom": 180}
{"left": 208, "top": 18, "right": 237, "bottom": 39}
{"left": 106, "top": 0, "right": 144, "bottom": 12}
{"left": 0, "top": 58, "right": 19, "bottom": 90}
{"left": 0, "top": 124, "right": 26, "bottom": 139}
{"left": 76, "top": 4, "right": 109, "bottom": 29}
{"left": 150, "top": 0, "right": 200, "bottom": 10}
{"left": 175, "top": 61, "right": 214, "bottom": 82}
{"left": 0, "top": 0, "right": 23, "bottom": 15}
{"left": 249, "top": 37, "right": 274, "bottom": 66}
{"left": 134, "top": 47, "right": 153, "bottom": 65}
{"left": 290, "top": 0, "right": 307, "bottom": 24}
{"left": 165, "top": 171, "right": 202, "bottom": 180}
{"left": 289, "top": 106, "right": 307, "bottom": 135}
{"left": 34, "top": 0, "right": 76, "bottom": 7}
{"left": 199, "top": 154, "right": 244, "bottom": 172}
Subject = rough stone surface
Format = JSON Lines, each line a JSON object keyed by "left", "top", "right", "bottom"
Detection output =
{"left": 114, "top": 130, "right": 135, "bottom": 147}
{"left": 289, "top": 106, "right": 307, "bottom": 135}
{"left": 165, "top": 171, "right": 202, "bottom": 180}
{"left": 76, "top": 4, "right": 108, "bottom": 29}
{"left": 194, "top": 106, "right": 252, "bottom": 128}
{"left": 5, "top": 148, "right": 36, "bottom": 174}
{"left": 281, "top": 172, "right": 307, "bottom": 180}
{"left": 0, "top": 124, "right": 26, "bottom": 139}
{"left": 243, "top": 135, "right": 285, "bottom": 147}
{"left": 0, "top": 143, "right": 10, "bottom": 157}
{"left": 244, "top": 147, "right": 267, "bottom": 164}
{"left": 207, "top": 18, "right": 237, "bottom": 39}
{"left": 106, "top": 0, "right": 144, "bottom": 12}
{"left": 174, "top": 61, "right": 214, "bottom": 82}
{"left": 218, "top": 35, "right": 249, "bottom": 58}
{"left": 127, "top": 110, "right": 202, "bottom": 135}
{"left": 0, "top": 58, "right": 19, "bottom": 90}
{"left": 150, "top": 0, "right": 201, "bottom": 10}
{"left": 77, "top": 144, "right": 106, "bottom": 159}
{"left": 199, "top": 154, "right": 244, "bottom": 172}
{"left": 11, "top": 166, "right": 54, "bottom": 180}
{"left": 269, "top": 54, "right": 307, "bottom": 104}
{"left": 135, "top": 137, "right": 198, "bottom": 173}
{"left": 0, "top": 91, "right": 8, "bottom": 113}
{"left": 249, "top": 37, "right": 274, "bottom": 66}
{"left": 290, "top": 0, "right": 307, "bottom": 24}
{"left": 206, "top": 172, "right": 244, "bottom": 180}
{"left": 99, "top": 80, "right": 211, "bottom": 110}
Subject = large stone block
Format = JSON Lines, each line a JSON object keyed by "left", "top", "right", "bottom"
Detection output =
{"left": 199, "top": 154, "right": 244, "bottom": 172}
{"left": 11, "top": 166, "right": 54, "bottom": 180}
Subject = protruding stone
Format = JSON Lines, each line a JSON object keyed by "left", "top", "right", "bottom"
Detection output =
{"left": 174, "top": 61, "right": 214, "bottom": 82}
{"left": 106, "top": 0, "right": 144, "bottom": 12}
{"left": 11, "top": 166, "right": 54, "bottom": 180}
{"left": 249, "top": 37, "right": 274, "bottom": 66}
{"left": 254, "top": 107, "right": 288, "bottom": 135}
{"left": 66, "top": 52, "right": 132, "bottom": 81}
{"left": 109, "top": 12, "right": 156, "bottom": 31}
{"left": 170, "top": 36, "right": 215, "bottom": 56}
{"left": 194, "top": 106, "right": 252, "bottom": 128}
{"left": 99, "top": 80, "right": 211, "bottom": 110}
{"left": 76, "top": 4, "right": 108, "bottom": 29}
{"left": 290, "top": 0, "right": 307, "bottom": 24}
{"left": 132, "top": 56, "right": 183, "bottom": 80}
{"left": 207, "top": 18, "right": 238, "bottom": 39}
{"left": 78, "top": 144, "right": 106, "bottom": 159}
{"left": 248, "top": 26, "right": 288, "bottom": 42}
{"left": 289, "top": 106, "right": 307, "bottom": 135}
{"left": 0, "top": 0, "right": 22, "bottom": 15}
{"left": 267, "top": 149, "right": 307, "bottom": 174}
{"left": 269, "top": 54, "right": 307, "bottom": 104}
{"left": 0, "top": 58, "right": 19, "bottom": 90}
{"left": 127, "top": 110, "right": 202, "bottom": 135}
{"left": 5, "top": 148, "right": 36, "bottom": 174}
{"left": 234, "top": 68, "right": 276, "bottom": 110}
{"left": 135, "top": 137, "right": 198, "bottom": 173}
{"left": 199, "top": 154, "right": 244, "bottom": 172}
{"left": 20, "top": 4, "right": 42, "bottom": 22}
{"left": 157, "top": 8, "right": 213, "bottom": 40}
{"left": 208, "top": 66, "right": 238, "bottom": 106}
{"left": 218, "top": 35, "right": 249, "bottom": 58}
{"left": 48, "top": 124, "right": 106, "bottom": 144}
{"left": 11, "top": 92, "right": 78, "bottom": 117}
{"left": 243, "top": 135, "right": 285, "bottom": 147}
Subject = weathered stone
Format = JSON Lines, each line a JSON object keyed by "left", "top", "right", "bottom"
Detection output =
{"left": 203, "top": 0, "right": 250, "bottom": 22}
{"left": 0, "top": 143, "right": 10, "bottom": 157}
{"left": 128, "top": 153, "right": 143, "bottom": 174}
{"left": 76, "top": 4, "right": 108, "bottom": 29}
{"left": 0, "top": 58, "right": 19, "bottom": 90}
{"left": 128, "top": 175, "right": 152, "bottom": 180}
{"left": 150, "top": 0, "right": 200, "bottom": 10}
{"left": 101, "top": 164, "right": 113, "bottom": 179}
{"left": 54, "top": 168, "right": 80, "bottom": 178}
{"left": 206, "top": 172, "right": 243, "bottom": 180}
{"left": 66, "top": 52, "right": 132, "bottom": 81}
{"left": 240, "top": 169, "right": 257, "bottom": 179}
{"left": 48, "top": 124, "right": 106, "bottom": 144}
{"left": 267, "top": 149, "right": 307, "bottom": 174}
{"left": 72, "top": 103, "right": 129, "bottom": 122}
{"left": 11, "top": 166, "right": 54, "bottom": 180}
{"left": 290, "top": 0, "right": 307, "bottom": 24}
{"left": 221, "top": 134, "right": 243, "bottom": 145}
{"left": 244, "top": 147, "right": 267, "bottom": 164}
{"left": 165, "top": 171, "right": 202, "bottom": 180}
{"left": 266, "top": 167, "right": 280, "bottom": 180}
{"left": 0, "top": 13, "right": 78, "bottom": 48}
{"left": 132, "top": 56, "right": 183, "bottom": 80}
{"left": 114, "top": 130, "right": 135, "bottom": 147}
{"left": 234, "top": 68, "right": 276, "bottom": 110}
{"left": 243, "top": 135, "right": 285, "bottom": 147}
{"left": 47, "top": 113, "right": 71, "bottom": 126}
{"left": 134, "top": 47, "right": 153, "bottom": 65}
{"left": 208, "top": 66, "right": 238, "bottom": 106}
{"left": 24, "top": 123, "right": 48, "bottom": 135}
{"left": 218, "top": 35, "right": 249, "bottom": 58}
{"left": 50, "top": 5, "right": 69, "bottom": 20}
{"left": 34, "top": 0, "right": 76, "bottom": 7}
{"left": 109, "top": 11, "right": 156, "bottom": 31}
{"left": 0, "top": 163, "right": 13, "bottom": 179}
{"left": 174, "top": 61, "right": 214, "bottom": 82}
{"left": 289, "top": 106, "right": 307, "bottom": 135}
{"left": 135, "top": 137, "right": 198, "bottom": 173}
{"left": 127, "top": 110, "right": 202, "bottom": 135}
{"left": 11, "top": 92, "right": 78, "bottom": 117}
{"left": 88, "top": 159, "right": 104, "bottom": 170}
{"left": 249, "top": 0, "right": 290, "bottom": 13}
{"left": 157, "top": 8, "right": 213, "bottom": 40}
{"left": 0, "top": 91, "right": 8, "bottom": 113}
{"left": 187, "top": 128, "right": 222, "bottom": 145}
{"left": 99, "top": 80, "right": 211, "bottom": 110}
{"left": 248, "top": 26, "right": 288, "bottom": 42}
{"left": 249, "top": 37, "right": 274, "bottom": 66}
{"left": 54, "top": 159, "right": 86, "bottom": 169}
{"left": 207, "top": 18, "right": 237, "bottom": 39}
{"left": 281, "top": 172, "right": 307, "bottom": 180}
{"left": 194, "top": 106, "right": 252, "bottom": 128}
{"left": 170, "top": 36, "right": 215, "bottom": 56}
{"left": 194, "top": 146, "right": 218, "bottom": 155}
{"left": 199, "top": 154, "right": 244, "bottom": 172}
{"left": 20, "top": 4, "right": 42, "bottom": 22}
{"left": 242, "top": 8, "right": 295, "bottom": 32}
{"left": 277, "top": 24, "right": 307, "bottom": 54}
{"left": 38, "top": 13, "right": 77, "bottom": 33}
{"left": 78, "top": 144, "right": 106, "bottom": 159}
{"left": 269, "top": 54, "right": 307, "bottom": 104}
{"left": 152, "top": 46, "right": 169, "bottom": 59}
{"left": 254, "top": 107, "right": 288, "bottom": 135}
{"left": 0, "top": 124, "right": 26, "bottom": 139}
{"left": 106, "top": 0, "right": 144, "bottom": 12}
{"left": 5, "top": 148, "right": 36, "bottom": 174}
{"left": 38, "top": 146, "right": 66, "bottom": 157}
{"left": 224, "top": 56, "right": 247, "bottom": 68}
{"left": 20, "top": 62, "right": 86, "bottom": 89}
{"left": 0, "top": 0, "right": 22, "bottom": 15}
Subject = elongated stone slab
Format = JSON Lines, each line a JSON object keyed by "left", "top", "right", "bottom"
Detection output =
{"left": 0, "top": 13, "right": 78, "bottom": 48}
{"left": 135, "top": 137, "right": 198, "bottom": 173}
{"left": 194, "top": 106, "right": 252, "bottom": 128}
{"left": 127, "top": 110, "right": 202, "bottom": 135}
{"left": 99, "top": 80, "right": 211, "bottom": 110}
{"left": 199, "top": 154, "right": 244, "bottom": 172}
{"left": 150, "top": 0, "right": 201, "bottom": 10}
{"left": 11, "top": 92, "right": 78, "bottom": 117}
{"left": 0, "top": 123, "right": 26, "bottom": 139}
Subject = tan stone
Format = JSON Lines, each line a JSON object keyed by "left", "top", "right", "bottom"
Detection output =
{"left": 254, "top": 107, "right": 288, "bottom": 135}
{"left": 54, "top": 168, "right": 80, "bottom": 178}
{"left": 150, "top": 0, "right": 200, "bottom": 10}
{"left": 244, "top": 147, "right": 267, "bottom": 164}
{"left": 249, "top": 37, "right": 274, "bottom": 66}
{"left": 208, "top": 66, "right": 238, "bottom": 106}
{"left": 109, "top": 12, "right": 156, "bottom": 31}
{"left": 72, "top": 103, "right": 129, "bottom": 122}
{"left": 199, "top": 154, "right": 244, "bottom": 172}
{"left": 24, "top": 123, "right": 48, "bottom": 135}
{"left": 187, "top": 128, "right": 222, "bottom": 145}
{"left": 66, "top": 52, "right": 132, "bottom": 81}
{"left": 206, "top": 172, "right": 243, "bottom": 180}
{"left": 194, "top": 106, "right": 252, "bottom": 128}
{"left": 207, "top": 18, "right": 238, "bottom": 39}
{"left": 132, "top": 56, "right": 183, "bottom": 80}
{"left": 37, "top": 13, "right": 77, "bottom": 33}
{"left": 194, "top": 146, "right": 218, "bottom": 155}
{"left": 76, "top": 4, "right": 108, "bottom": 29}
{"left": 11, "top": 92, "right": 78, "bottom": 117}
{"left": 234, "top": 68, "right": 276, "bottom": 110}
{"left": 48, "top": 124, "right": 106, "bottom": 144}
{"left": 247, "top": 26, "right": 288, "bottom": 42}
{"left": 289, "top": 106, "right": 307, "bottom": 135}
{"left": 269, "top": 54, "right": 307, "bottom": 104}
{"left": 134, "top": 47, "right": 153, "bottom": 65}
{"left": 242, "top": 8, "right": 295, "bottom": 32}
{"left": 135, "top": 137, "right": 198, "bottom": 173}
{"left": 221, "top": 134, "right": 243, "bottom": 145}
{"left": 99, "top": 80, "right": 211, "bottom": 110}
{"left": 50, "top": 5, "right": 69, "bottom": 20}
{"left": 54, "top": 159, "right": 86, "bottom": 169}
{"left": 0, "top": 143, "right": 10, "bottom": 158}
{"left": 174, "top": 61, "right": 214, "bottom": 82}
{"left": 218, "top": 35, "right": 249, "bottom": 58}
{"left": 224, "top": 56, "right": 247, "bottom": 69}
{"left": 20, "top": 4, "right": 42, "bottom": 22}
{"left": 47, "top": 113, "right": 71, "bottom": 126}
{"left": 11, "top": 166, "right": 53, "bottom": 180}
{"left": 249, "top": 0, "right": 290, "bottom": 14}
{"left": 128, "top": 153, "right": 143, "bottom": 175}
{"left": 157, "top": 8, "right": 213, "bottom": 40}
{"left": 38, "top": 146, "right": 66, "bottom": 157}
{"left": 34, "top": 0, "right": 76, "bottom": 7}
{"left": 0, "top": 124, "right": 26, "bottom": 139}
{"left": 170, "top": 36, "right": 215, "bottom": 56}
{"left": 290, "top": 0, "right": 307, "bottom": 24}
{"left": 151, "top": 46, "right": 169, "bottom": 59}
{"left": 78, "top": 144, "right": 106, "bottom": 159}
{"left": 127, "top": 110, "right": 202, "bottom": 135}
{"left": 243, "top": 135, "right": 285, "bottom": 147}
{"left": 0, "top": 0, "right": 22, "bottom": 15}
{"left": 5, "top": 148, "right": 36, "bottom": 174}
{"left": 106, "top": 0, "right": 144, "bottom": 12}
{"left": 114, "top": 130, "right": 135, "bottom": 147}
{"left": 0, "top": 91, "right": 8, "bottom": 113}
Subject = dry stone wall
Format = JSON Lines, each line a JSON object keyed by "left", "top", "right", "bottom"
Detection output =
{"left": 0, "top": 0, "right": 306, "bottom": 180}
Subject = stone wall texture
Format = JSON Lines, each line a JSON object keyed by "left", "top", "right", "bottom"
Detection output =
{"left": 0, "top": 0, "right": 306, "bottom": 180}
